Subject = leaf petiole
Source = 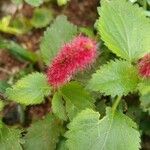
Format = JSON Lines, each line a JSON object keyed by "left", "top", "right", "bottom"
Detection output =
{"left": 112, "top": 96, "right": 122, "bottom": 113}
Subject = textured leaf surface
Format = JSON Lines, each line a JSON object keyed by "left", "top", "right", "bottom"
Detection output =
{"left": 25, "top": 0, "right": 43, "bottom": 6}
{"left": 0, "top": 125, "right": 22, "bottom": 150}
{"left": 52, "top": 92, "right": 67, "bottom": 121}
{"left": 138, "top": 79, "right": 150, "bottom": 114}
{"left": 6, "top": 73, "right": 51, "bottom": 105}
{"left": 23, "top": 114, "right": 62, "bottom": 150}
{"left": 98, "top": 0, "right": 150, "bottom": 61}
{"left": 60, "top": 82, "right": 95, "bottom": 120}
{"left": 66, "top": 108, "right": 141, "bottom": 150}
{"left": 40, "top": 15, "right": 77, "bottom": 65}
{"left": 87, "top": 60, "right": 138, "bottom": 97}
{"left": 31, "top": 8, "right": 53, "bottom": 28}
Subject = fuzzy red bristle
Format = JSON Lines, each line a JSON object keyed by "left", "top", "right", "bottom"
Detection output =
{"left": 138, "top": 53, "right": 150, "bottom": 78}
{"left": 47, "top": 36, "right": 97, "bottom": 88}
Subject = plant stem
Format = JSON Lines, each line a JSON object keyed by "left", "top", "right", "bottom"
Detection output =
{"left": 112, "top": 96, "right": 121, "bottom": 113}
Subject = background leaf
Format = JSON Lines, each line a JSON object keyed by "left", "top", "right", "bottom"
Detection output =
{"left": 87, "top": 60, "right": 139, "bottom": 97}
{"left": 24, "top": 0, "right": 43, "bottom": 7}
{"left": 40, "top": 15, "right": 77, "bottom": 65}
{"left": 31, "top": 8, "right": 53, "bottom": 28}
{"left": 0, "top": 38, "right": 37, "bottom": 63}
{"left": 6, "top": 72, "right": 51, "bottom": 105}
{"left": 98, "top": 0, "right": 150, "bottom": 61}
{"left": 65, "top": 108, "right": 141, "bottom": 150}
{"left": 0, "top": 16, "right": 22, "bottom": 35}
{"left": 11, "top": 16, "right": 32, "bottom": 34}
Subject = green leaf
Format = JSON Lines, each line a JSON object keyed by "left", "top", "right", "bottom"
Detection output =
{"left": 60, "top": 82, "right": 95, "bottom": 120}
{"left": 23, "top": 114, "right": 62, "bottom": 150}
{"left": 31, "top": 8, "right": 53, "bottom": 28}
{"left": 0, "top": 125, "right": 22, "bottom": 150}
{"left": 40, "top": 15, "right": 77, "bottom": 65}
{"left": 24, "top": 0, "right": 43, "bottom": 6}
{"left": 6, "top": 72, "right": 51, "bottom": 105}
{"left": 87, "top": 60, "right": 139, "bottom": 97}
{"left": 52, "top": 92, "right": 67, "bottom": 121}
{"left": 11, "top": 16, "right": 32, "bottom": 34}
{"left": 98, "top": 0, "right": 150, "bottom": 61}
{"left": 0, "top": 80, "right": 10, "bottom": 93}
{"left": 65, "top": 108, "right": 141, "bottom": 150}
{"left": 0, "top": 38, "right": 37, "bottom": 63}
{"left": 138, "top": 79, "right": 150, "bottom": 114}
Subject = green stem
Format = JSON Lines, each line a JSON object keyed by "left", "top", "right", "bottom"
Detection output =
{"left": 112, "top": 96, "right": 121, "bottom": 113}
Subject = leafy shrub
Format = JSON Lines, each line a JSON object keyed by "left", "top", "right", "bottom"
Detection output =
{"left": 0, "top": 0, "right": 150, "bottom": 150}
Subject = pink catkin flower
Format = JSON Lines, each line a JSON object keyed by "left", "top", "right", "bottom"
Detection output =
{"left": 47, "top": 36, "right": 97, "bottom": 88}
{"left": 138, "top": 53, "right": 150, "bottom": 78}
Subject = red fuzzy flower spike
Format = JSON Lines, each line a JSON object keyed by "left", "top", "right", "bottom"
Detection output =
{"left": 138, "top": 53, "right": 150, "bottom": 78}
{"left": 47, "top": 36, "right": 97, "bottom": 88}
